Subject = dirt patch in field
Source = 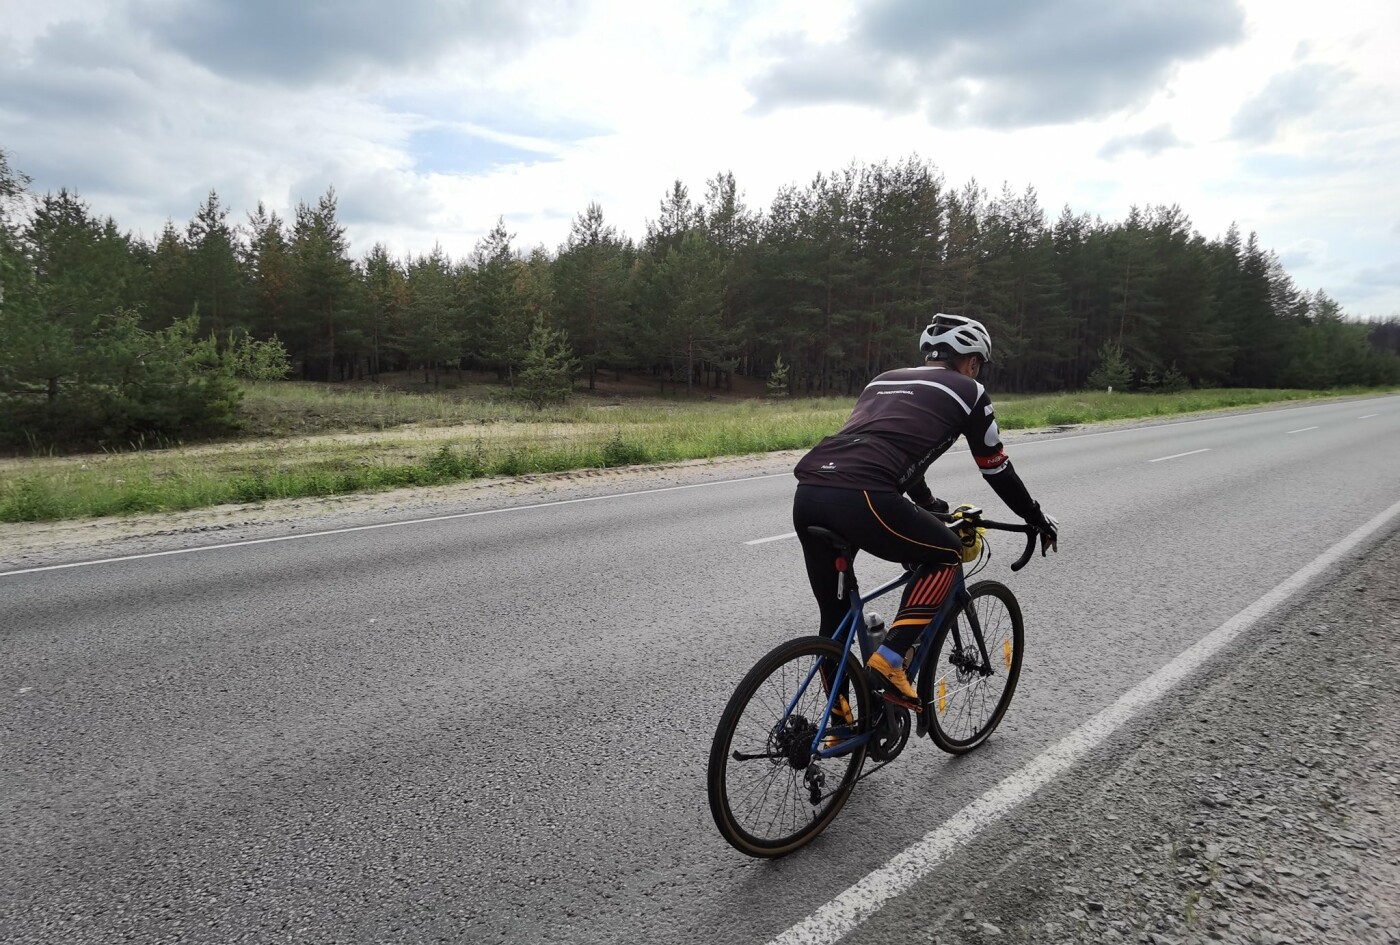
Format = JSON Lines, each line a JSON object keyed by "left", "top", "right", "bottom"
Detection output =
{"left": 0, "top": 421, "right": 646, "bottom": 474}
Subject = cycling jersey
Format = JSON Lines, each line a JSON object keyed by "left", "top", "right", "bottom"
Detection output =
{"left": 793, "top": 365, "right": 1037, "bottom": 520}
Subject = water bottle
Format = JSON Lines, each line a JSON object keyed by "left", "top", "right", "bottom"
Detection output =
{"left": 864, "top": 611, "right": 886, "bottom": 649}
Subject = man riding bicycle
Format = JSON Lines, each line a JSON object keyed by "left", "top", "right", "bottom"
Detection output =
{"left": 793, "top": 313, "right": 1058, "bottom": 709}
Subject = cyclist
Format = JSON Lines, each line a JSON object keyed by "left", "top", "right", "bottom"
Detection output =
{"left": 792, "top": 313, "right": 1058, "bottom": 710}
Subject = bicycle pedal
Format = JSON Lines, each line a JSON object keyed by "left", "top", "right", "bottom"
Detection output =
{"left": 877, "top": 690, "right": 922, "bottom": 713}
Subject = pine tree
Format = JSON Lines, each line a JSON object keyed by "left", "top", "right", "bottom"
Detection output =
{"left": 766, "top": 354, "right": 789, "bottom": 397}
{"left": 361, "top": 242, "right": 406, "bottom": 379}
{"left": 638, "top": 231, "right": 729, "bottom": 396}
{"left": 467, "top": 219, "right": 530, "bottom": 383}
{"left": 700, "top": 171, "right": 758, "bottom": 389}
{"left": 516, "top": 317, "right": 579, "bottom": 408}
{"left": 1086, "top": 341, "right": 1132, "bottom": 390}
{"left": 145, "top": 220, "right": 190, "bottom": 330}
{"left": 244, "top": 203, "right": 292, "bottom": 343}
{"left": 404, "top": 246, "right": 460, "bottom": 385}
{"left": 288, "top": 188, "right": 355, "bottom": 380}
{"left": 184, "top": 190, "right": 245, "bottom": 338}
{"left": 21, "top": 190, "right": 140, "bottom": 402}
{"left": 645, "top": 181, "right": 699, "bottom": 259}
{"left": 554, "top": 203, "right": 630, "bottom": 389}
{"left": 1, "top": 171, "right": 244, "bottom": 446}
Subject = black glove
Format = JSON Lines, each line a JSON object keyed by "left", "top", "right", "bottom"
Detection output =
{"left": 1027, "top": 502, "right": 1059, "bottom": 556}
{"left": 917, "top": 496, "right": 950, "bottom": 515}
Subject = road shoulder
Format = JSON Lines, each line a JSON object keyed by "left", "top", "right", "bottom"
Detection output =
{"left": 849, "top": 529, "right": 1400, "bottom": 945}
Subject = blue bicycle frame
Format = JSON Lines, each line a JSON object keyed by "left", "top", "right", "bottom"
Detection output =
{"left": 778, "top": 562, "right": 972, "bottom": 759}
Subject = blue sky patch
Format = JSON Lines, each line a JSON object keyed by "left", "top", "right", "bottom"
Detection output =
{"left": 1235, "top": 151, "right": 1348, "bottom": 181}
{"left": 409, "top": 125, "right": 555, "bottom": 175}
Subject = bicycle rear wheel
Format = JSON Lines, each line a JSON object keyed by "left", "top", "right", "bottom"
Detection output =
{"left": 920, "top": 580, "right": 1024, "bottom": 754}
{"left": 707, "top": 636, "right": 873, "bottom": 858}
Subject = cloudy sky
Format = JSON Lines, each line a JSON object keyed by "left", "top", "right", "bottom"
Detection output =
{"left": 3, "top": 0, "right": 1398, "bottom": 316}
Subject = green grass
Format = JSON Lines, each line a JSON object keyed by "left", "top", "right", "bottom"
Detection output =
{"left": 2, "top": 384, "right": 1392, "bottom": 523}
{"left": 991, "top": 387, "right": 1367, "bottom": 429}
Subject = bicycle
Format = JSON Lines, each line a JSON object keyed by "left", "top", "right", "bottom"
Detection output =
{"left": 707, "top": 506, "right": 1041, "bottom": 858}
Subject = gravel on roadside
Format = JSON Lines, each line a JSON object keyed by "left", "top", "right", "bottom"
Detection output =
{"left": 849, "top": 529, "right": 1400, "bottom": 945}
{"left": 0, "top": 450, "right": 807, "bottom": 569}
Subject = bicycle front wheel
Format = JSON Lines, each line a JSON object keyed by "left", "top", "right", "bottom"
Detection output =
{"left": 707, "top": 636, "right": 872, "bottom": 858}
{"left": 920, "top": 580, "right": 1024, "bottom": 754}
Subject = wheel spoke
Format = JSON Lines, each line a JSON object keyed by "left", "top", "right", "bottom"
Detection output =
{"left": 925, "top": 583, "right": 1023, "bottom": 753}
{"left": 708, "top": 638, "right": 870, "bottom": 856}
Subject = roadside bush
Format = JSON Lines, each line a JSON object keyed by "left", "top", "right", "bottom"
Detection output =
{"left": 425, "top": 444, "right": 482, "bottom": 482}
{"left": 1141, "top": 364, "right": 1190, "bottom": 393}
{"left": 0, "top": 311, "right": 247, "bottom": 451}
{"left": 231, "top": 473, "right": 274, "bottom": 504}
{"left": 1086, "top": 342, "right": 1132, "bottom": 391}
{"left": 515, "top": 318, "right": 579, "bottom": 409}
{"left": 493, "top": 450, "right": 531, "bottom": 477}
{"left": 1156, "top": 365, "right": 1190, "bottom": 393}
{"left": 766, "top": 355, "right": 790, "bottom": 397}
{"left": 0, "top": 477, "right": 64, "bottom": 522}
{"left": 601, "top": 432, "right": 649, "bottom": 467}
{"left": 1045, "top": 408, "right": 1084, "bottom": 426}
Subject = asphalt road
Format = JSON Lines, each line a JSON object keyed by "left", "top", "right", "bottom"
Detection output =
{"left": 3, "top": 396, "right": 1398, "bottom": 945}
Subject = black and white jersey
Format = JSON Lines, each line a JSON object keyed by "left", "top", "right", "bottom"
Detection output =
{"left": 793, "top": 364, "right": 1037, "bottom": 519}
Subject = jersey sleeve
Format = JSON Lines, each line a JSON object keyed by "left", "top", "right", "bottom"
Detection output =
{"left": 966, "top": 391, "right": 1038, "bottom": 520}
{"left": 904, "top": 475, "right": 934, "bottom": 507}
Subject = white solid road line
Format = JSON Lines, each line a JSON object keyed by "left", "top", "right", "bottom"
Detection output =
{"left": 1148, "top": 448, "right": 1211, "bottom": 463}
{"left": 769, "top": 497, "right": 1400, "bottom": 945}
{"left": 746, "top": 532, "right": 797, "bottom": 546}
{"left": 0, "top": 473, "right": 790, "bottom": 579}
{"left": 1287, "top": 426, "right": 1319, "bottom": 434}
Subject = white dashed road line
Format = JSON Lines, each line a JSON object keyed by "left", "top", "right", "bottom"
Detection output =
{"left": 746, "top": 532, "right": 797, "bottom": 546}
{"left": 1287, "top": 426, "right": 1319, "bottom": 434}
{"left": 1148, "top": 448, "right": 1211, "bottom": 463}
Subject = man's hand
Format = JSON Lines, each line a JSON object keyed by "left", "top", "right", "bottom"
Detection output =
{"left": 917, "top": 496, "right": 950, "bottom": 515}
{"left": 1028, "top": 502, "right": 1059, "bottom": 555}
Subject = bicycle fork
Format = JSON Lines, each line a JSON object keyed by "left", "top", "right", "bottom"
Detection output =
{"left": 913, "top": 583, "right": 992, "bottom": 738}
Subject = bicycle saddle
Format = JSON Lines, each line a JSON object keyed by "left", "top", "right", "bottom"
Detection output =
{"left": 804, "top": 526, "right": 855, "bottom": 555}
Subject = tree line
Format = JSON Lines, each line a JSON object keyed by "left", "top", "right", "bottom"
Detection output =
{"left": 2, "top": 150, "right": 1397, "bottom": 447}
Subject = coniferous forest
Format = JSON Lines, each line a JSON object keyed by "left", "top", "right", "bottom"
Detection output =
{"left": 2, "top": 150, "right": 1397, "bottom": 449}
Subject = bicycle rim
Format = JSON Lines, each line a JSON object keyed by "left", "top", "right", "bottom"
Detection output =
{"left": 707, "top": 636, "right": 872, "bottom": 857}
{"left": 921, "top": 581, "right": 1024, "bottom": 754}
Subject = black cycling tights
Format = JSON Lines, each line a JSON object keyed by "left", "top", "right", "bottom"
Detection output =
{"left": 793, "top": 484, "right": 963, "bottom": 655}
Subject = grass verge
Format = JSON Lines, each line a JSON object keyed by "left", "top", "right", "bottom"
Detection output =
{"left": 2, "top": 385, "right": 1392, "bottom": 523}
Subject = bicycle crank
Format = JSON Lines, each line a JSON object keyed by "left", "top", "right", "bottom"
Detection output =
{"left": 868, "top": 703, "right": 911, "bottom": 761}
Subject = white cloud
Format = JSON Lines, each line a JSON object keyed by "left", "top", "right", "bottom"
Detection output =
{"left": 1229, "top": 63, "right": 1352, "bottom": 143}
{"left": 749, "top": 0, "right": 1247, "bottom": 128}
{"left": 1098, "top": 124, "right": 1187, "bottom": 160}
{"left": 133, "top": 0, "right": 581, "bottom": 85}
{"left": 0, "top": 0, "right": 1396, "bottom": 316}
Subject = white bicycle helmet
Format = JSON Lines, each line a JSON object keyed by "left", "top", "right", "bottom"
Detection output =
{"left": 919, "top": 313, "right": 992, "bottom": 362}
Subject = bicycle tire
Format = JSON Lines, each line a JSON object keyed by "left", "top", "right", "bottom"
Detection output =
{"left": 919, "top": 580, "right": 1024, "bottom": 755}
{"left": 707, "top": 636, "right": 873, "bottom": 858}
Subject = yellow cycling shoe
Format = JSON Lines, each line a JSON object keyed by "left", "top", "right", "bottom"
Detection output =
{"left": 822, "top": 695, "right": 855, "bottom": 750}
{"left": 866, "top": 650, "right": 921, "bottom": 711}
